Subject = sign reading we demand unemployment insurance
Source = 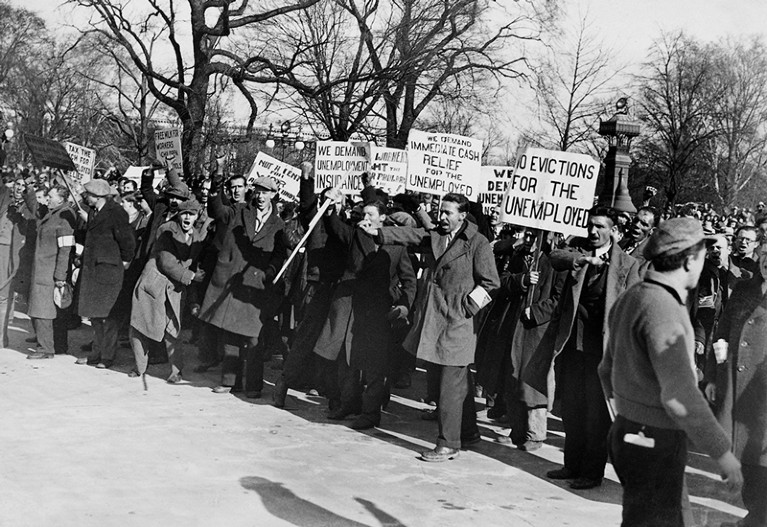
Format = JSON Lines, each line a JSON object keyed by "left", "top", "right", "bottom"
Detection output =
{"left": 499, "top": 148, "right": 599, "bottom": 238}
{"left": 406, "top": 130, "right": 482, "bottom": 198}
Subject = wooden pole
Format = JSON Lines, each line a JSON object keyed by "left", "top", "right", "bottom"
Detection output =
{"left": 273, "top": 199, "right": 332, "bottom": 284}
{"left": 56, "top": 169, "right": 85, "bottom": 214}
{"left": 524, "top": 230, "right": 546, "bottom": 309}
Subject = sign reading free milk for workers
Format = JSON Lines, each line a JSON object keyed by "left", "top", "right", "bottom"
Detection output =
{"left": 499, "top": 148, "right": 599, "bottom": 238}
{"left": 406, "top": 130, "right": 482, "bottom": 198}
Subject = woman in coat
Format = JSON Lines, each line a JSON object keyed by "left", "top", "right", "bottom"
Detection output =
{"left": 129, "top": 199, "right": 206, "bottom": 382}
{"left": 711, "top": 243, "right": 767, "bottom": 527}
{"left": 26, "top": 186, "right": 75, "bottom": 359}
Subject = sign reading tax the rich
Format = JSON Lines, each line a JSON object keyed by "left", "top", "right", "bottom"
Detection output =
{"left": 499, "top": 148, "right": 599, "bottom": 238}
{"left": 64, "top": 142, "right": 96, "bottom": 183}
{"left": 248, "top": 151, "right": 301, "bottom": 202}
{"left": 314, "top": 141, "right": 369, "bottom": 195}
{"left": 406, "top": 130, "right": 482, "bottom": 198}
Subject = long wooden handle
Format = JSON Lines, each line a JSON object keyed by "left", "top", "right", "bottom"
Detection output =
{"left": 272, "top": 199, "right": 332, "bottom": 284}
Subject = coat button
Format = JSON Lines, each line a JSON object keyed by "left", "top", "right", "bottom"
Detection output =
{"left": 741, "top": 341, "right": 748, "bottom": 347}
{"left": 737, "top": 366, "right": 746, "bottom": 372}
{"left": 747, "top": 319, "right": 754, "bottom": 325}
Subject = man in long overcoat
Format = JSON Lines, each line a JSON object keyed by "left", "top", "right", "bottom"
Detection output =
{"left": 26, "top": 186, "right": 76, "bottom": 359}
{"left": 711, "top": 243, "right": 767, "bottom": 527}
{"left": 525, "top": 206, "right": 639, "bottom": 489}
{"left": 199, "top": 176, "right": 287, "bottom": 396}
{"left": 75, "top": 180, "right": 136, "bottom": 369}
{"left": 313, "top": 196, "right": 416, "bottom": 429}
{"left": 366, "top": 193, "right": 500, "bottom": 462}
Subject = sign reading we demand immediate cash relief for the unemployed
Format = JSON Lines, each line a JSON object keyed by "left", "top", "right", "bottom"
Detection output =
{"left": 499, "top": 148, "right": 599, "bottom": 238}
{"left": 406, "top": 130, "right": 482, "bottom": 197}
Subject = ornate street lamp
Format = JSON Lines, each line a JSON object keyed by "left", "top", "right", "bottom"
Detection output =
{"left": 598, "top": 97, "right": 640, "bottom": 213}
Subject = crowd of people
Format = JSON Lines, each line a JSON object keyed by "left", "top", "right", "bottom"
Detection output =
{"left": 1, "top": 158, "right": 765, "bottom": 527}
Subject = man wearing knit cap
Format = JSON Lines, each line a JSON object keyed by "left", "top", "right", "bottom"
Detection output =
{"left": 599, "top": 217, "right": 743, "bottom": 526}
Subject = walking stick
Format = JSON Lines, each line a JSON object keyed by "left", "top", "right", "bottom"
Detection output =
{"left": 272, "top": 199, "right": 332, "bottom": 284}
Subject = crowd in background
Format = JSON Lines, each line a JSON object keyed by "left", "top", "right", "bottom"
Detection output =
{"left": 0, "top": 160, "right": 765, "bottom": 526}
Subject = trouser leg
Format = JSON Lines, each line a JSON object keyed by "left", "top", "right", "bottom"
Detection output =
{"left": 33, "top": 318, "right": 54, "bottom": 355}
{"left": 129, "top": 327, "right": 150, "bottom": 375}
{"left": 53, "top": 315, "right": 68, "bottom": 354}
{"left": 89, "top": 318, "right": 104, "bottom": 362}
{"left": 243, "top": 335, "right": 263, "bottom": 393}
{"left": 436, "top": 365, "right": 471, "bottom": 449}
{"left": 221, "top": 330, "right": 241, "bottom": 387}
{"left": 460, "top": 370, "right": 479, "bottom": 440}
{"left": 197, "top": 322, "right": 220, "bottom": 366}
{"left": 527, "top": 407, "right": 548, "bottom": 442}
{"left": 560, "top": 349, "right": 587, "bottom": 475}
{"left": 167, "top": 332, "right": 183, "bottom": 376}
{"left": 609, "top": 416, "right": 686, "bottom": 527}
{"left": 425, "top": 361, "right": 441, "bottom": 404}
{"left": 0, "top": 279, "right": 13, "bottom": 347}
{"left": 92, "top": 316, "right": 119, "bottom": 363}
{"left": 507, "top": 398, "right": 529, "bottom": 445}
{"left": 360, "top": 372, "right": 386, "bottom": 422}
{"left": 742, "top": 464, "right": 767, "bottom": 527}
{"left": 580, "top": 352, "right": 612, "bottom": 481}
{"left": 337, "top": 354, "right": 361, "bottom": 411}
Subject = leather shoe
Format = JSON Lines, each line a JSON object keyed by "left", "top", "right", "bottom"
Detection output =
{"left": 27, "top": 352, "right": 53, "bottom": 360}
{"left": 461, "top": 434, "right": 482, "bottom": 449}
{"left": 245, "top": 391, "right": 262, "bottom": 399}
{"left": 519, "top": 440, "right": 543, "bottom": 452}
{"left": 420, "top": 446, "right": 460, "bottom": 462}
{"left": 327, "top": 407, "right": 358, "bottom": 420}
{"left": 212, "top": 386, "right": 232, "bottom": 394}
{"left": 486, "top": 406, "right": 506, "bottom": 420}
{"left": 166, "top": 373, "right": 182, "bottom": 384}
{"left": 569, "top": 477, "right": 602, "bottom": 490}
{"left": 546, "top": 467, "right": 578, "bottom": 480}
{"left": 128, "top": 371, "right": 140, "bottom": 378}
{"left": 273, "top": 378, "right": 287, "bottom": 408}
{"left": 495, "top": 435, "right": 513, "bottom": 444}
{"left": 95, "top": 362, "right": 113, "bottom": 369}
{"left": 350, "top": 415, "right": 380, "bottom": 430}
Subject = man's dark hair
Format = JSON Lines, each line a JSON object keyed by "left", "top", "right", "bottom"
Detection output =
{"left": 653, "top": 240, "right": 706, "bottom": 272}
{"left": 51, "top": 185, "right": 69, "bottom": 202}
{"left": 362, "top": 199, "right": 387, "bottom": 216}
{"left": 119, "top": 177, "right": 137, "bottom": 192}
{"left": 442, "top": 193, "right": 469, "bottom": 213}
{"left": 588, "top": 205, "right": 618, "bottom": 226}
{"left": 637, "top": 205, "right": 660, "bottom": 227}
{"left": 735, "top": 225, "right": 758, "bottom": 239}
{"left": 227, "top": 175, "right": 245, "bottom": 186}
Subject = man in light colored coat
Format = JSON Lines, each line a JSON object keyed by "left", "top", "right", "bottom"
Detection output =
{"left": 364, "top": 192, "right": 500, "bottom": 462}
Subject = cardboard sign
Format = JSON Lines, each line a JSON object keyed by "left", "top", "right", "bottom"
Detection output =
{"left": 154, "top": 128, "right": 183, "bottom": 171}
{"left": 406, "top": 130, "right": 482, "bottom": 199}
{"left": 65, "top": 142, "right": 96, "bottom": 183}
{"left": 23, "top": 134, "right": 76, "bottom": 172}
{"left": 248, "top": 151, "right": 301, "bottom": 202}
{"left": 499, "top": 147, "right": 599, "bottom": 238}
{"left": 123, "top": 165, "right": 165, "bottom": 190}
{"left": 314, "top": 141, "right": 368, "bottom": 194}
{"left": 368, "top": 146, "right": 407, "bottom": 196}
{"left": 477, "top": 166, "right": 514, "bottom": 214}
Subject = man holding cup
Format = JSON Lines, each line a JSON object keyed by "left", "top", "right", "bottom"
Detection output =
{"left": 709, "top": 242, "right": 767, "bottom": 527}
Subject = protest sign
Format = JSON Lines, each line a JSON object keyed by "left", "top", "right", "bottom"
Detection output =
{"left": 477, "top": 166, "right": 514, "bottom": 214}
{"left": 406, "top": 130, "right": 482, "bottom": 199}
{"left": 499, "top": 147, "right": 600, "bottom": 238}
{"left": 123, "top": 165, "right": 165, "bottom": 190}
{"left": 23, "top": 134, "right": 76, "bottom": 172}
{"left": 314, "top": 141, "right": 368, "bottom": 194}
{"left": 368, "top": 146, "right": 408, "bottom": 196}
{"left": 65, "top": 142, "right": 96, "bottom": 183}
{"left": 248, "top": 151, "right": 301, "bottom": 202}
{"left": 154, "top": 128, "right": 183, "bottom": 171}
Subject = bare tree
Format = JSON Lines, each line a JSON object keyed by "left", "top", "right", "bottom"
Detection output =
{"left": 69, "top": 0, "right": 321, "bottom": 175}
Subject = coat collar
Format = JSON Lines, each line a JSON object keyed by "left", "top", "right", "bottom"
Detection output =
{"left": 431, "top": 220, "right": 477, "bottom": 265}
{"left": 242, "top": 204, "right": 279, "bottom": 243}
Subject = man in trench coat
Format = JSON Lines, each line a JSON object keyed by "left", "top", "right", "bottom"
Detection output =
{"left": 365, "top": 192, "right": 500, "bottom": 462}
{"left": 75, "top": 179, "right": 136, "bottom": 369}
{"left": 199, "top": 176, "right": 287, "bottom": 396}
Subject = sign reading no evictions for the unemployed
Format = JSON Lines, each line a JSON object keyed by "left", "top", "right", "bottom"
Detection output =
{"left": 154, "top": 128, "right": 183, "bottom": 172}
{"left": 406, "top": 129, "right": 482, "bottom": 198}
{"left": 314, "top": 141, "right": 369, "bottom": 194}
{"left": 248, "top": 151, "right": 301, "bottom": 202}
{"left": 499, "top": 148, "right": 599, "bottom": 238}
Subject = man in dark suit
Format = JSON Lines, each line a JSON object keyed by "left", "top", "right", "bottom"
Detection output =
{"left": 526, "top": 206, "right": 639, "bottom": 489}
{"left": 75, "top": 179, "right": 136, "bottom": 369}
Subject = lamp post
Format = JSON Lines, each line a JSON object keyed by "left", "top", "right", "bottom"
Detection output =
{"left": 265, "top": 120, "right": 305, "bottom": 162}
{"left": 598, "top": 98, "right": 640, "bottom": 213}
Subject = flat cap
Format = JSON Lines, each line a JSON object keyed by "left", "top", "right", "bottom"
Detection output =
{"left": 252, "top": 176, "right": 278, "bottom": 191}
{"left": 83, "top": 179, "right": 116, "bottom": 197}
{"left": 176, "top": 198, "right": 200, "bottom": 213}
{"left": 644, "top": 217, "right": 716, "bottom": 261}
{"left": 164, "top": 181, "right": 190, "bottom": 200}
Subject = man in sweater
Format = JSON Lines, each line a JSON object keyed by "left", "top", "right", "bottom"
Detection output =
{"left": 599, "top": 217, "right": 742, "bottom": 526}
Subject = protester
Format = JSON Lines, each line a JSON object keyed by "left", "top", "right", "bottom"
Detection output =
{"left": 74, "top": 179, "right": 136, "bottom": 369}
{"left": 364, "top": 192, "right": 500, "bottom": 462}
{"left": 600, "top": 217, "right": 742, "bottom": 526}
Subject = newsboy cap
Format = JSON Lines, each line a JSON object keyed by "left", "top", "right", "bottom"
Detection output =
{"left": 251, "top": 176, "right": 278, "bottom": 191}
{"left": 83, "top": 179, "right": 116, "bottom": 197}
{"left": 175, "top": 198, "right": 200, "bottom": 213}
{"left": 643, "top": 217, "right": 716, "bottom": 260}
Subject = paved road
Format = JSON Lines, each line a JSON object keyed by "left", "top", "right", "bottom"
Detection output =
{"left": 0, "top": 311, "right": 746, "bottom": 527}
